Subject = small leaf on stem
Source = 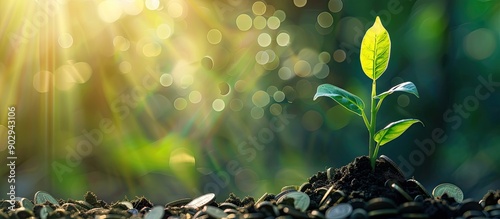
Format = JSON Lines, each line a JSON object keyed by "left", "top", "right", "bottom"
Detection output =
{"left": 314, "top": 84, "right": 365, "bottom": 116}
{"left": 374, "top": 119, "right": 423, "bottom": 146}
{"left": 376, "top": 82, "right": 419, "bottom": 100}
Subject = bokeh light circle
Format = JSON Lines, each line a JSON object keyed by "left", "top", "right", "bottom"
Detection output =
{"left": 313, "top": 63, "right": 330, "bottom": 79}
{"left": 251, "top": 107, "right": 264, "bottom": 119}
{"left": 212, "top": 99, "right": 225, "bottom": 112}
{"left": 119, "top": 61, "right": 132, "bottom": 74}
{"left": 274, "top": 10, "right": 286, "bottom": 22}
{"left": 273, "top": 91, "right": 286, "bottom": 102}
{"left": 58, "top": 33, "right": 73, "bottom": 48}
{"left": 317, "top": 12, "right": 334, "bottom": 28}
{"left": 174, "top": 98, "right": 187, "bottom": 110}
{"left": 255, "top": 51, "right": 270, "bottom": 65}
{"left": 294, "top": 0, "right": 307, "bottom": 8}
{"left": 333, "top": 49, "right": 346, "bottom": 62}
{"left": 142, "top": 42, "right": 162, "bottom": 57}
{"left": 464, "top": 28, "right": 496, "bottom": 60}
{"left": 254, "top": 16, "right": 267, "bottom": 30}
{"left": 230, "top": 99, "right": 244, "bottom": 111}
{"left": 207, "top": 29, "right": 222, "bottom": 45}
{"left": 167, "top": 1, "right": 184, "bottom": 18}
{"left": 252, "top": 1, "right": 266, "bottom": 16}
{"left": 302, "top": 110, "right": 323, "bottom": 131}
{"left": 398, "top": 94, "right": 410, "bottom": 107}
{"left": 269, "top": 103, "right": 282, "bottom": 116}
{"left": 98, "top": 0, "right": 123, "bottom": 23}
{"left": 160, "top": 74, "right": 173, "bottom": 87}
{"left": 328, "top": 0, "right": 343, "bottom": 13}
{"left": 267, "top": 16, "right": 281, "bottom": 30}
{"left": 278, "top": 67, "right": 294, "bottom": 80}
{"left": 113, "top": 36, "right": 130, "bottom": 51}
{"left": 157, "top": 24, "right": 173, "bottom": 39}
{"left": 252, "top": 90, "right": 270, "bottom": 107}
{"left": 189, "top": 91, "right": 202, "bottom": 103}
{"left": 294, "top": 60, "right": 312, "bottom": 77}
{"left": 236, "top": 14, "right": 253, "bottom": 31}
{"left": 258, "top": 33, "right": 272, "bottom": 47}
{"left": 318, "top": 51, "right": 331, "bottom": 63}
{"left": 33, "top": 71, "right": 53, "bottom": 93}
{"left": 276, "top": 32, "right": 290, "bottom": 47}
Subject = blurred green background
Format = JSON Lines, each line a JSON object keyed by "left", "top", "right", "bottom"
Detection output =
{"left": 1, "top": 0, "right": 499, "bottom": 203}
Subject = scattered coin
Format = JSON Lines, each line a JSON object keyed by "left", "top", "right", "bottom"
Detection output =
{"left": 400, "top": 213, "right": 429, "bottom": 219}
{"left": 203, "top": 205, "right": 228, "bottom": 218}
{"left": 256, "top": 201, "right": 279, "bottom": 217}
{"left": 407, "top": 179, "right": 432, "bottom": 198}
{"left": 34, "top": 191, "right": 60, "bottom": 206}
{"left": 128, "top": 208, "right": 139, "bottom": 215}
{"left": 219, "top": 202, "right": 238, "bottom": 210}
{"left": 20, "top": 198, "right": 34, "bottom": 210}
{"left": 327, "top": 167, "right": 335, "bottom": 181}
{"left": 255, "top": 193, "right": 270, "bottom": 205}
{"left": 277, "top": 191, "right": 310, "bottom": 212}
{"left": 119, "top": 201, "right": 133, "bottom": 210}
{"left": 281, "top": 185, "right": 298, "bottom": 192}
{"left": 319, "top": 186, "right": 335, "bottom": 206}
{"left": 184, "top": 193, "right": 216, "bottom": 209}
{"left": 281, "top": 205, "right": 309, "bottom": 218}
{"left": 379, "top": 155, "right": 405, "bottom": 178}
{"left": 325, "top": 203, "right": 353, "bottom": 219}
{"left": 458, "top": 199, "right": 482, "bottom": 215}
{"left": 366, "top": 197, "right": 397, "bottom": 211}
{"left": 349, "top": 208, "right": 368, "bottom": 219}
{"left": 299, "top": 182, "right": 312, "bottom": 192}
{"left": 367, "top": 208, "right": 398, "bottom": 218}
{"left": 15, "top": 207, "right": 34, "bottom": 218}
{"left": 388, "top": 182, "right": 413, "bottom": 201}
{"left": 144, "top": 206, "right": 164, "bottom": 219}
{"left": 432, "top": 183, "right": 464, "bottom": 202}
{"left": 39, "top": 206, "right": 50, "bottom": 219}
{"left": 462, "top": 210, "right": 486, "bottom": 218}
{"left": 166, "top": 198, "right": 192, "bottom": 207}
{"left": 309, "top": 210, "right": 325, "bottom": 219}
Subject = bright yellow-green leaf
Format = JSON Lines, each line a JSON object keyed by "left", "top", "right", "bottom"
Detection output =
{"left": 360, "top": 16, "right": 391, "bottom": 80}
{"left": 374, "top": 119, "right": 423, "bottom": 146}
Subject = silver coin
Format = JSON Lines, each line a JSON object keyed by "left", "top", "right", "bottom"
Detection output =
{"left": 203, "top": 206, "right": 228, "bottom": 218}
{"left": 34, "top": 191, "right": 60, "bottom": 206}
{"left": 39, "top": 206, "right": 49, "bottom": 219}
{"left": 325, "top": 203, "right": 353, "bottom": 219}
{"left": 379, "top": 155, "right": 405, "bottom": 178}
{"left": 277, "top": 191, "right": 310, "bottom": 212}
{"left": 432, "top": 183, "right": 464, "bottom": 202}
{"left": 184, "top": 193, "right": 216, "bottom": 209}
{"left": 144, "top": 206, "right": 164, "bottom": 219}
{"left": 20, "top": 198, "right": 34, "bottom": 210}
{"left": 407, "top": 179, "right": 432, "bottom": 198}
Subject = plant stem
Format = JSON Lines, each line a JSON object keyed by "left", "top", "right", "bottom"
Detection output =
{"left": 369, "top": 80, "right": 377, "bottom": 170}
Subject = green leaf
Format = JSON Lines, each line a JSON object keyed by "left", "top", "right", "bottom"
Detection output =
{"left": 374, "top": 119, "right": 423, "bottom": 146}
{"left": 313, "top": 84, "right": 365, "bottom": 116}
{"left": 376, "top": 82, "right": 419, "bottom": 100}
{"left": 360, "top": 16, "right": 391, "bottom": 80}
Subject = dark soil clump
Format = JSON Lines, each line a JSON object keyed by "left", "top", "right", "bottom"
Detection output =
{"left": 305, "top": 156, "right": 423, "bottom": 205}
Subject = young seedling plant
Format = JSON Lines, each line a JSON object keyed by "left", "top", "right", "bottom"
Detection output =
{"left": 313, "top": 16, "right": 423, "bottom": 170}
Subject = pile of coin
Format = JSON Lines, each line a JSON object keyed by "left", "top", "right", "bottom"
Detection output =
{"left": 1, "top": 184, "right": 500, "bottom": 219}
